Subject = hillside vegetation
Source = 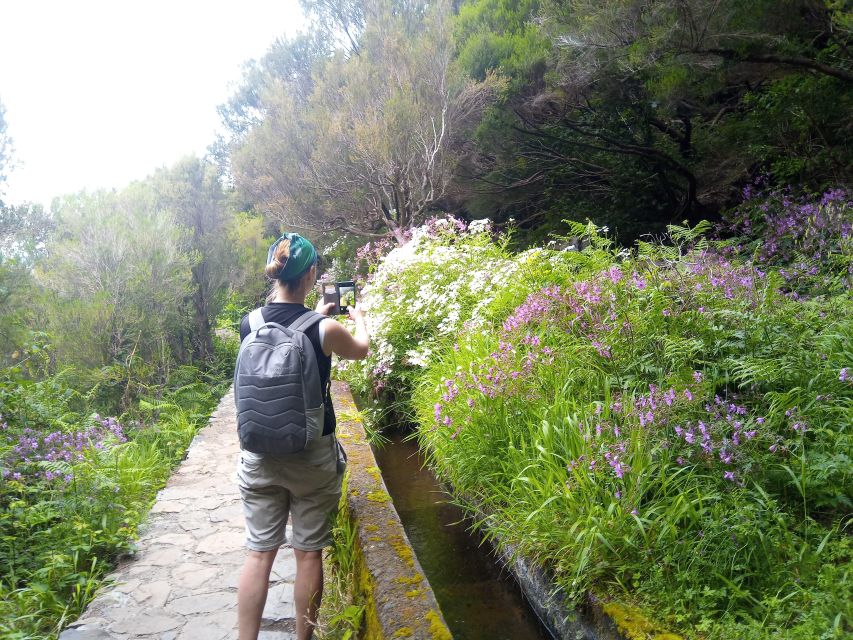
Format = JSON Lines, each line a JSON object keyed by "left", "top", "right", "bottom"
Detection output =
{"left": 342, "top": 188, "right": 851, "bottom": 638}
{"left": 0, "top": 0, "right": 850, "bottom": 637}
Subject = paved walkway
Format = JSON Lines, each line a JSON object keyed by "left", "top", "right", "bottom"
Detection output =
{"left": 60, "top": 388, "right": 297, "bottom": 640}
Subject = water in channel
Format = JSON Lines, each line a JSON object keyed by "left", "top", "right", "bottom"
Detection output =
{"left": 371, "top": 430, "right": 554, "bottom": 640}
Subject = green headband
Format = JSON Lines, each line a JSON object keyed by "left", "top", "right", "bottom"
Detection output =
{"left": 267, "top": 233, "right": 317, "bottom": 281}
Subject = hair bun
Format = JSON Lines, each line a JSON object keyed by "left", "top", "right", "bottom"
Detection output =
{"left": 264, "top": 238, "right": 291, "bottom": 279}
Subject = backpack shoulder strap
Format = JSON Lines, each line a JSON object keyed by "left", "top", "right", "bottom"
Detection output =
{"left": 289, "top": 309, "right": 326, "bottom": 335}
{"left": 248, "top": 308, "right": 266, "bottom": 332}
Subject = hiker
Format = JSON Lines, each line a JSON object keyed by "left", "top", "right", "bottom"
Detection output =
{"left": 235, "top": 232, "right": 369, "bottom": 640}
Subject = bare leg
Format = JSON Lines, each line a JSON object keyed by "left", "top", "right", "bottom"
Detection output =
{"left": 238, "top": 548, "right": 278, "bottom": 640}
{"left": 294, "top": 549, "right": 324, "bottom": 640}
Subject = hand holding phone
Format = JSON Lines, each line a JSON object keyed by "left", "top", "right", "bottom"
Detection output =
{"left": 348, "top": 304, "right": 364, "bottom": 323}
{"left": 320, "top": 281, "right": 358, "bottom": 315}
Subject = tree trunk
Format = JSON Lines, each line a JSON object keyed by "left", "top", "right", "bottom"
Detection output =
{"left": 192, "top": 263, "right": 214, "bottom": 362}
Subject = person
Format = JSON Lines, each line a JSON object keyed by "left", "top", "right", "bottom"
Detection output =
{"left": 236, "top": 232, "right": 369, "bottom": 640}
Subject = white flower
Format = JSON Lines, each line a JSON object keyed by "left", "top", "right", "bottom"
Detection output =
{"left": 468, "top": 219, "right": 492, "bottom": 234}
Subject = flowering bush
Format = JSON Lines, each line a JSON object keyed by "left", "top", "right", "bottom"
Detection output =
{"left": 0, "top": 353, "right": 228, "bottom": 637}
{"left": 724, "top": 185, "right": 852, "bottom": 296}
{"left": 350, "top": 203, "right": 852, "bottom": 639}
{"left": 1, "top": 415, "right": 126, "bottom": 485}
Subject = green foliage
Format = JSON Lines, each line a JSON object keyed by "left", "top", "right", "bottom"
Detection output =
{"left": 721, "top": 74, "right": 852, "bottom": 188}
{"left": 451, "top": 0, "right": 852, "bottom": 240}
{"left": 453, "top": 0, "right": 548, "bottom": 82}
{"left": 317, "top": 473, "right": 366, "bottom": 639}
{"left": 350, "top": 209, "right": 852, "bottom": 639}
{"left": 0, "top": 358, "right": 227, "bottom": 638}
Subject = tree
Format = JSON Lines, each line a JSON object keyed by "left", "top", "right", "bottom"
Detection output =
{"left": 0, "top": 100, "right": 12, "bottom": 193}
{"left": 150, "top": 157, "right": 234, "bottom": 362}
{"left": 41, "top": 188, "right": 194, "bottom": 375}
{"left": 453, "top": 0, "right": 852, "bottom": 240}
{"left": 226, "top": 0, "right": 502, "bottom": 244}
{"left": 0, "top": 98, "right": 51, "bottom": 360}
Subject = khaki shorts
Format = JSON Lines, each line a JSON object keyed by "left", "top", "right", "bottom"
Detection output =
{"left": 237, "top": 436, "right": 344, "bottom": 552}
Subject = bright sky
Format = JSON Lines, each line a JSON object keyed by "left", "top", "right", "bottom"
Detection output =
{"left": 0, "top": 0, "right": 305, "bottom": 208}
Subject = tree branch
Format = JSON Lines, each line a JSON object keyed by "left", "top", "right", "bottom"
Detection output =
{"left": 698, "top": 48, "right": 853, "bottom": 83}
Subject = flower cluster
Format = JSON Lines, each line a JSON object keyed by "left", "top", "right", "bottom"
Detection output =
{"left": 724, "top": 186, "right": 852, "bottom": 293}
{"left": 353, "top": 216, "right": 518, "bottom": 390}
{"left": 1, "top": 414, "right": 126, "bottom": 485}
{"left": 558, "top": 381, "right": 797, "bottom": 494}
{"left": 355, "top": 237, "right": 395, "bottom": 273}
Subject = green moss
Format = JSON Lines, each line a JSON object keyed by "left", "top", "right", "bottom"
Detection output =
{"left": 405, "top": 588, "right": 423, "bottom": 598}
{"left": 355, "top": 538, "right": 383, "bottom": 640}
{"left": 337, "top": 408, "right": 363, "bottom": 423}
{"left": 393, "top": 627, "right": 413, "bottom": 637}
{"left": 390, "top": 535, "right": 415, "bottom": 567}
{"left": 366, "top": 490, "right": 392, "bottom": 503}
{"left": 602, "top": 602, "right": 683, "bottom": 640}
{"left": 366, "top": 465, "right": 382, "bottom": 484}
{"left": 395, "top": 573, "right": 423, "bottom": 586}
{"left": 425, "top": 609, "right": 452, "bottom": 640}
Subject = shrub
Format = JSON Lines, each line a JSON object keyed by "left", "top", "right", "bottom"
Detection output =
{"left": 0, "top": 352, "right": 227, "bottom": 638}
{"left": 350, "top": 200, "right": 852, "bottom": 639}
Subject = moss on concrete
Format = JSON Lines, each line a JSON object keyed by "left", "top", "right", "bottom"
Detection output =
{"left": 366, "top": 465, "right": 382, "bottom": 484}
{"left": 425, "top": 609, "right": 452, "bottom": 640}
{"left": 602, "top": 602, "right": 683, "bottom": 640}
{"left": 390, "top": 535, "right": 415, "bottom": 568}
{"left": 333, "top": 380, "right": 451, "bottom": 639}
{"left": 395, "top": 573, "right": 423, "bottom": 587}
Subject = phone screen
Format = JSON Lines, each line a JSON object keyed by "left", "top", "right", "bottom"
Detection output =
{"left": 322, "top": 283, "right": 338, "bottom": 308}
{"left": 337, "top": 281, "right": 356, "bottom": 314}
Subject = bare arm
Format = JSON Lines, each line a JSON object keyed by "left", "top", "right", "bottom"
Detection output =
{"left": 320, "top": 305, "right": 370, "bottom": 360}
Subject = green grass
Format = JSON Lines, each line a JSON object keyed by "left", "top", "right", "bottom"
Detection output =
{"left": 349, "top": 214, "right": 852, "bottom": 639}
{"left": 0, "top": 365, "right": 228, "bottom": 639}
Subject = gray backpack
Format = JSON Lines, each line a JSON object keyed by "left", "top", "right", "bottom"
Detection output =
{"left": 234, "top": 308, "right": 326, "bottom": 454}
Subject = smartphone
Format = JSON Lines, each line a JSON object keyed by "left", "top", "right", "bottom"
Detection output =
{"left": 320, "top": 281, "right": 357, "bottom": 315}
{"left": 337, "top": 281, "right": 356, "bottom": 315}
{"left": 322, "top": 282, "right": 338, "bottom": 310}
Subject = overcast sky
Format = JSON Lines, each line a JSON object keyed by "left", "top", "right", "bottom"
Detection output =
{"left": 0, "top": 0, "right": 305, "bottom": 207}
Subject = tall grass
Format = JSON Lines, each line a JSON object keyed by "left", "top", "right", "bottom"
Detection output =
{"left": 0, "top": 348, "right": 230, "bottom": 638}
{"left": 346, "top": 205, "right": 852, "bottom": 639}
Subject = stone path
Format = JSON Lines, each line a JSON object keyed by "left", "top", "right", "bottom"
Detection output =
{"left": 60, "top": 388, "right": 297, "bottom": 640}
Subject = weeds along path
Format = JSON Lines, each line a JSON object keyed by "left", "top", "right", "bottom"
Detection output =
{"left": 60, "top": 387, "right": 298, "bottom": 640}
